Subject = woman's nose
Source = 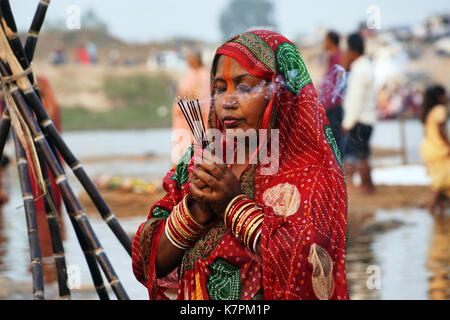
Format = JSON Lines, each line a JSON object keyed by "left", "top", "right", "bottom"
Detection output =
{"left": 222, "top": 91, "right": 238, "bottom": 110}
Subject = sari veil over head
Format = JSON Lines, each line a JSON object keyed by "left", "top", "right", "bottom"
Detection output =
{"left": 132, "top": 29, "right": 349, "bottom": 300}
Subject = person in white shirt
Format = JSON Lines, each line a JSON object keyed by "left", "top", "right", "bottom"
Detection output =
{"left": 341, "top": 33, "right": 377, "bottom": 194}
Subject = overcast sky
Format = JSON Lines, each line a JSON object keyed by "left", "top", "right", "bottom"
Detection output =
{"left": 12, "top": 0, "right": 450, "bottom": 43}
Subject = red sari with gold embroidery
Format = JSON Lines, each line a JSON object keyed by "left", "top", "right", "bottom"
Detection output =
{"left": 132, "top": 30, "right": 349, "bottom": 300}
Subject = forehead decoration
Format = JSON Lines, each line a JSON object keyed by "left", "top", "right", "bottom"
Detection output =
{"left": 218, "top": 31, "right": 312, "bottom": 96}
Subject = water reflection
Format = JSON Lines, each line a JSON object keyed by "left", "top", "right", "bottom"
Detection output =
{"left": 347, "top": 207, "right": 449, "bottom": 300}
{"left": 426, "top": 215, "right": 450, "bottom": 300}
{"left": 1, "top": 174, "right": 448, "bottom": 299}
{"left": 371, "top": 209, "right": 433, "bottom": 300}
{"left": 346, "top": 208, "right": 380, "bottom": 300}
{"left": 0, "top": 128, "right": 447, "bottom": 300}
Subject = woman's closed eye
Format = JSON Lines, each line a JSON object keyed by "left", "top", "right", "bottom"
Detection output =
{"left": 213, "top": 83, "right": 227, "bottom": 94}
{"left": 237, "top": 83, "right": 252, "bottom": 93}
{"left": 215, "top": 87, "right": 226, "bottom": 94}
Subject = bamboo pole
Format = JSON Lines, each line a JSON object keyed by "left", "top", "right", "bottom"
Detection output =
{"left": 24, "top": 0, "right": 50, "bottom": 62}
{"left": 11, "top": 129, "right": 44, "bottom": 300}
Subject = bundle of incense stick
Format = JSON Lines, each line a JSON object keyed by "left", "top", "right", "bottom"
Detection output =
{"left": 177, "top": 97, "right": 207, "bottom": 148}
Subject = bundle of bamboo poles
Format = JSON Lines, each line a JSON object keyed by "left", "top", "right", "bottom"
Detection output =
{"left": 0, "top": 0, "right": 131, "bottom": 300}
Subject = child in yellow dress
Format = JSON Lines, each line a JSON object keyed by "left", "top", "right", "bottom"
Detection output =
{"left": 420, "top": 85, "right": 450, "bottom": 216}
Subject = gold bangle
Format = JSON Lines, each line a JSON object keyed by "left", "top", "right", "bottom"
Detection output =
{"left": 230, "top": 202, "right": 254, "bottom": 233}
{"left": 235, "top": 206, "right": 260, "bottom": 238}
{"left": 170, "top": 210, "right": 197, "bottom": 242}
{"left": 165, "top": 221, "right": 189, "bottom": 250}
{"left": 223, "top": 194, "right": 248, "bottom": 223}
{"left": 242, "top": 213, "right": 263, "bottom": 243}
{"left": 244, "top": 218, "right": 263, "bottom": 249}
{"left": 182, "top": 194, "right": 207, "bottom": 230}
{"left": 244, "top": 215, "right": 264, "bottom": 248}
{"left": 166, "top": 218, "right": 190, "bottom": 248}
{"left": 175, "top": 202, "right": 198, "bottom": 235}
{"left": 231, "top": 203, "right": 254, "bottom": 233}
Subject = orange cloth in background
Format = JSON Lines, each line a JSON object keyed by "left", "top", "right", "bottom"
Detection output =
{"left": 37, "top": 76, "right": 62, "bottom": 131}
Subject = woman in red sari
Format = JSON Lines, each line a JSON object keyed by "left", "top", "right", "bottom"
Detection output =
{"left": 132, "top": 30, "right": 349, "bottom": 300}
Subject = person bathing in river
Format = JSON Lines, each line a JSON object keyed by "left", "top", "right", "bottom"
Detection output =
{"left": 132, "top": 30, "right": 349, "bottom": 300}
{"left": 420, "top": 85, "right": 450, "bottom": 217}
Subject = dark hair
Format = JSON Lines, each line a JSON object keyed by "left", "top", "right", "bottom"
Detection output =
{"left": 347, "top": 33, "right": 364, "bottom": 55}
{"left": 211, "top": 54, "right": 221, "bottom": 77}
{"left": 326, "top": 31, "right": 340, "bottom": 46}
{"left": 421, "top": 85, "right": 446, "bottom": 123}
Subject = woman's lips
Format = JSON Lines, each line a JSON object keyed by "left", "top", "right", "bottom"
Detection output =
{"left": 223, "top": 117, "right": 242, "bottom": 128}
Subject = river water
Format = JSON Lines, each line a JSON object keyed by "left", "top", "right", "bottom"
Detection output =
{"left": 0, "top": 120, "right": 448, "bottom": 300}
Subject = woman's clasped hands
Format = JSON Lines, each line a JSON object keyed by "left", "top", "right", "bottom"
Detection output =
{"left": 188, "top": 146, "right": 242, "bottom": 223}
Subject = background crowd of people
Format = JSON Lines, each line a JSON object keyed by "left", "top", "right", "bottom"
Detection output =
{"left": 317, "top": 30, "right": 449, "bottom": 205}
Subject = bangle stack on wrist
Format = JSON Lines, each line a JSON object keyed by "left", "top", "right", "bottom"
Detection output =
{"left": 224, "top": 194, "right": 264, "bottom": 253}
{"left": 165, "top": 194, "right": 208, "bottom": 250}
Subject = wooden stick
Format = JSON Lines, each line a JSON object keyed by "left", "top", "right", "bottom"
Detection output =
{"left": 11, "top": 129, "right": 45, "bottom": 300}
